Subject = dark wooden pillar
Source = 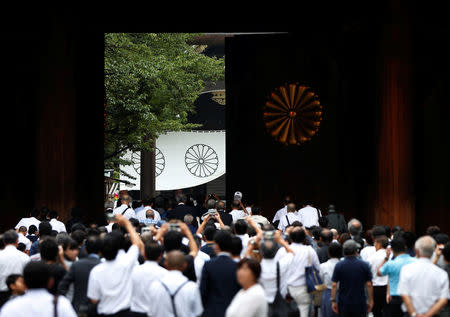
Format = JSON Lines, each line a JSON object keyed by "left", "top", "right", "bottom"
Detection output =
{"left": 140, "top": 139, "right": 156, "bottom": 199}
{"left": 375, "top": 2, "right": 415, "bottom": 230}
{"left": 34, "top": 16, "right": 77, "bottom": 222}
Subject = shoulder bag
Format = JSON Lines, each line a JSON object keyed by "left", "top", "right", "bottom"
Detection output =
{"left": 269, "top": 262, "right": 300, "bottom": 317}
{"left": 305, "top": 249, "right": 327, "bottom": 306}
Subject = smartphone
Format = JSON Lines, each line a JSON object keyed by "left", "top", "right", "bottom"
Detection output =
{"left": 169, "top": 223, "right": 181, "bottom": 232}
{"left": 264, "top": 231, "right": 275, "bottom": 240}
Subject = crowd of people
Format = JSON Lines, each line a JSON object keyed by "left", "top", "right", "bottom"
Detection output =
{"left": 0, "top": 191, "right": 449, "bottom": 317}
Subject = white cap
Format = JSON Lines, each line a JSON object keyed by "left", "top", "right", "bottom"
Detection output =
{"left": 234, "top": 191, "right": 243, "bottom": 200}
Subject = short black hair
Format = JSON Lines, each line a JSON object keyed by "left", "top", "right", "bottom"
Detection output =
{"left": 163, "top": 230, "right": 183, "bottom": 252}
{"left": 230, "top": 236, "right": 243, "bottom": 256}
{"left": 383, "top": 225, "right": 391, "bottom": 238}
{"left": 442, "top": 242, "right": 450, "bottom": 262}
{"left": 234, "top": 219, "right": 248, "bottom": 235}
{"left": 28, "top": 225, "right": 38, "bottom": 235}
{"left": 71, "top": 230, "right": 87, "bottom": 246}
{"left": 203, "top": 226, "right": 217, "bottom": 241}
{"left": 86, "top": 227, "right": 101, "bottom": 237}
{"left": 328, "top": 242, "right": 343, "bottom": 258}
{"left": 17, "top": 243, "right": 26, "bottom": 252}
{"left": 23, "top": 262, "right": 51, "bottom": 289}
{"left": 49, "top": 210, "right": 58, "bottom": 219}
{"left": 372, "top": 225, "right": 386, "bottom": 238}
{"left": 391, "top": 226, "right": 403, "bottom": 235}
{"left": 311, "top": 226, "right": 322, "bottom": 240}
{"left": 102, "top": 231, "right": 123, "bottom": 260}
{"left": 434, "top": 233, "right": 449, "bottom": 245}
{"left": 145, "top": 241, "right": 164, "bottom": 261}
{"left": 289, "top": 228, "right": 306, "bottom": 244}
{"left": 85, "top": 236, "right": 103, "bottom": 254}
{"left": 352, "top": 235, "right": 365, "bottom": 252}
{"left": 2, "top": 230, "right": 18, "bottom": 245}
{"left": 365, "top": 229, "right": 374, "bottom": 246}
{"left": 375, "top": 235, "right": 389, "bottom": 249}
{"left": 237, "top": 258, "right": 261, "bottom": 280}
{"left": 426, "top": 226, "right": 441, "bottom": 237}
{"left": 390, "top": 237, "right": 406, "bottom": 253}
{"left": 403, "top": 231, "right": 417, "bottom": 249}
{"left": 6, "top": 274, "right": 22, "bottom": 291}
{"left": 40, "top": 238, "right": 59, "bottom": 262}
{"left": 231, "top": 200, "right": 241, "bottom": 209}
{"left": 251, "top": 206, "right": 262, "bottom": 215}
{"left": 71, "top": 223, "right": 87, "bottom": 233}
{"left": 30, "top": 208, "right": 40, "bottom": 218}
{"left": 214, "top": 230, "right": 233, "bottom": 252}
{"left": 38, "top": 221, "right": 53, "bottom": 237}
{"left": 321, "top": 230, "right": 333, "bottom": 243}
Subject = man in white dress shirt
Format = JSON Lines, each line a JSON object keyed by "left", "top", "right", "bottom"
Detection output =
{"left": 17, "top": 226, "right": 32, "bottom": 253}
{"left": 361, "top": 225, "right": 386, "bottom": 262}
{"left": 0, "top": 230, "right": 30, "bottom": 307}
{"left": 398, "top": 235, "right": 449, "bottom": 317}
{"left": 367, "top": 235, "right": 389, "bottom": 317}
{"left": 130, "top": 241, "right": 168, "bottom": 316}
{"left": 272, "top": 195, "right": 293, "bottom": 225}
{"left": 0, "top": 261, "right": 77, "bottom": 317}
{"left": 278, "top": 203, "right": 301, "bottom": 232}
{"left": 48, "top": 210, "right": 67, "bottom": 233}
{"left": 297, "top": 202, "right": 320, "bottom": 229}
{"left": 14, "top": 208, "right": 41, "bottom": 231}
{"left": 286, "top": 227, "right": 321, "bottom": 317}
{"left": 87, "top": 214, "right": 144, "bottom": 316}
{"left": 135, "top": 198, "right": 161, "bottom": 223}
{"left": 229, "top": 200, "right": 248, "bottom": 223}
{"left": 148, "top": 250, "right": 203, "bottom": 317}
{"left": 112, "top": 195, "right": 135, "bottom": 220}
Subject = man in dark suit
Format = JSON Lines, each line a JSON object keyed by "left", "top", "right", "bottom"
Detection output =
{"left": 317, "top": 228, "right": 334, "bottom": 263}
{"left": 200, "top": 230, "right": 240, "bottom": 317}
{"left": 166, "top": 193, "right": 193, "bottom": 220}
{"left": 58, "top": 235, "right": 102, "bottom": 315}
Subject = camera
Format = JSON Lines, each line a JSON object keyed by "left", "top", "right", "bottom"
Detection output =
{"left": 141, "top": 226, "right": 152, "bottom": 234}
{"left": 169, "top": 223, "right": 181, "bottom": 232}
{"left": 263, "top": 231, "right": 275, "bottom": 240}
{"left": 106, "top": 213, "right": 116, "bottom": 221}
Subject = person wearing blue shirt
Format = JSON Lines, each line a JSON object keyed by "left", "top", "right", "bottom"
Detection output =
{"left": 377, "top": 236, "right": 416, "bottom": 317}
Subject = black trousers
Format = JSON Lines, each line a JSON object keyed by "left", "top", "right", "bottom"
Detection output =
{"left": 129, "top": 312, "right": 147, "bottom": 317}
{"left": 340, "top": 312, "right": 367, "bottom": 317}
{"left": 386, "top": 296, "right": 403, "bottom": 317}
{"left": 373, "top": 285, "right": 387, "bottom": 317}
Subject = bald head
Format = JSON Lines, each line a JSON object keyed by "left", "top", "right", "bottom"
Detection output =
{"left": 287, "top": 203, "right": 296, "bottom": 213}
{"left": 165, "top": 250, "right": 186, "bottom": 271}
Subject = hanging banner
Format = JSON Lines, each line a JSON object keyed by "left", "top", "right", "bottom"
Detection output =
{"left": 119, "top": 130, "right": 226, "bottom": 191}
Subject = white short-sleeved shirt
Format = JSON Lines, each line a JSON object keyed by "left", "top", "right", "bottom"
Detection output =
{"left": 360, "top": 246, "right": 376, "bottom": 262}
{"left": 194, "top": 251, "right": 210, "bottom": 285}
{"left": 397, "top": 257, "right": 449, "bottom": 314}
{"left": 367, "top": 248, "right": 388, "bottom": 286}
{"left": 87, "top": 245, "right": 139, "bottom": 315}
{"left": 0, "top": 289, "right": 77, "bottom": 317}
{"left": 15, "top": 217, "right": 41, "bottom": 231}
{"left": 297, "top": 205, "right": 320, "bottom": 228}
{"left": 130, "top": 260, "right": 169, "bottom": 313}
{"left": 113, "top": 205, "right": 136, "bottom": 220}
{"left": 149, "top": 270, "right": 203, "bottom": 317}
{"left": 229, "top": 209, "right": 247, "bottom": 222}
{"left": 272, "top": 206, "right": 287, "bottom": 223}
{"left": 277, "top": 213, "right": 302, "bottom": 232}
{"left": 135, "top": 206, "right": 161, "bottom": 222}
{"left": 320, "top": 258, "right": 340, "bottom": 289}
{"left": 18, "top": 233, "right": 32, "bottom": 251}
{"left": 49, "top": 218, "right": 67, "bottom": 233}
{"left": 0, "top": 245, "right": 30, "bottom": 291}
{"left": 286, "top": 243, "right": 320, "bottom": 287}
{"left": 259, "top": 253, "right": 294, "bottom": 303}
{"left": 225, "top": 283, "right": 268, "bottom": 317}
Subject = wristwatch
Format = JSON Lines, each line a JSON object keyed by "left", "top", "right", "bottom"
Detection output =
{"left": 384, "top": 257, "right": 389, "bottom": 261}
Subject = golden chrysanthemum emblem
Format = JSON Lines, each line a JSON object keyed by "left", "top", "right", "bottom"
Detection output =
{"left": 264, "top": 83, "right": 323, "bottom": 145}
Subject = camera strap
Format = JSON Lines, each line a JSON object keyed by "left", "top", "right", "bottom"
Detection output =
{"left": 121, "top": 206, "right": 130, "bottom": 215}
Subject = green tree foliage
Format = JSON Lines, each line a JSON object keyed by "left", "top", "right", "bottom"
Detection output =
{"left": 104, "top": 33, "right": 224, "bottom": 177}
